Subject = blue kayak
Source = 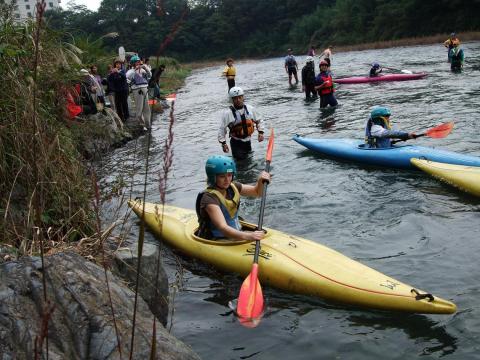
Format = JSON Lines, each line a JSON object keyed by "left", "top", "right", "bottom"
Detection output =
{"left": 292, "top": 135, "right": 480, "bottom": 169}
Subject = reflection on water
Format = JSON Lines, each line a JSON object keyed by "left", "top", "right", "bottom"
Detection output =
{"left": 99, "top": 42, "right": 480, "bottom": 359}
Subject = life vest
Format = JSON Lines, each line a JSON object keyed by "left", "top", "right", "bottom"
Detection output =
{"left": 228, "top": 105, "right": 256, "bottom": 139}
{"left": 195, "top": 184, "right": 241, "bottom": 239}
{"left": 132, "top": 69, "right": 149, "bottom": 87}
{"left": 365, "top": 116, "right": 391, "bottom": 147}
{"left": 223, "top": 66, "right": 236, "bottom": 78}
{"left": 318, "top": 72, "right": 334, "bottom": 95}
{"left": 303, "top": 64, "right": 316, "bottom": 85}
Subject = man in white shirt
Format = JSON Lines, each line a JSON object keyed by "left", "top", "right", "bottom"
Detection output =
{"left": 126, "top": 55, "right": 152, "bottom": 130}
{"left": 218, "top": 87, "right": 264, "bottom": 160}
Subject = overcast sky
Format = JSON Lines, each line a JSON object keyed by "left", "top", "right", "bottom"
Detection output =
{"left": 61, "top": 0, "right": 100, "bottom": 11}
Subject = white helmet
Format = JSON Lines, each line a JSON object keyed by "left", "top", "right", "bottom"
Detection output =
{"left": 306, "top": 56, "right": 314, "bottom": 63}
{"left": 229, "top": 86, "right": 244, "bottom": 98}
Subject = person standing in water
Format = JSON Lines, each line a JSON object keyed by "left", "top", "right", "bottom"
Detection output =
{"left": 319, "top": 45, "right": 333, "bottom": 67}
{"left": 314, "top": 60, "right": 337, "bottom": 108}
{"left": 284, "top": 49, "right": 299, "bottom": 86}
{"left": 218, "top": 87, "right": 264, "bottom": 160}
{"left": 301, "top": 56, "right": 317, "bottom": 99}
{"left": 222, "top": 58, "right": 236, "bottom": 91}
{"left": 444, "top": 33, "right": 460, "bottom": 63}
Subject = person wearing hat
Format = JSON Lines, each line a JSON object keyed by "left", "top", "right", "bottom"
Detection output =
{"left": 314, "top": 60, "right": 338, "bottom": 108}
{"left": 126, "top": 54, "right": 152, "bottom": 129}
{"left": 195, "top": 155, "right": 271, "bottom": 240}
{"left": 444, "top": 33, "right": 460, "bottom": 63}
{"left": 365, "top": 107, "right": 416, "bottom": 148}
{"left": 284, "top": 49, "right": 299, "bottom": 86}
{"left": 218, "top": 86, "right": 264, "bottom": 160}
{"left": 301, "top": 56, "right": 317, "bottom": 99}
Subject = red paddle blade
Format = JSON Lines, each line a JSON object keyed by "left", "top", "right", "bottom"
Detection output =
{"left": 425, "top": 122, "right": 454, "bottom": 138}
{"left": 266, "top": 128, "right": 274, "bottom": 162}
{"left": 237, "top": 264, "right": 264, "bottom": 323}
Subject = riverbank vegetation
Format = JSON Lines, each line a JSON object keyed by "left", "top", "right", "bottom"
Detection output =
{"left": 46, "top": 0, "right": 480, "bottom": 61}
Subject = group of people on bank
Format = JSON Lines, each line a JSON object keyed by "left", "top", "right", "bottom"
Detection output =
{"left": 74, "top": 55, "right": 166, "bottom": 130}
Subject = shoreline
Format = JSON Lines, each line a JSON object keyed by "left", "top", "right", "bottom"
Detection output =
{"left": 184, "top": 31, "right": 480, "bottom": 70}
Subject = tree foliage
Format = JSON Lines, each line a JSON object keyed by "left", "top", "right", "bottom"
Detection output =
{"left": 45, "top": 0, "right": 480, "bottom": 61}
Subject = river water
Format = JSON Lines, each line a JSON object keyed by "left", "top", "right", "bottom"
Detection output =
{"left": 98, "top": 42, "right": 480, "bottom": 359}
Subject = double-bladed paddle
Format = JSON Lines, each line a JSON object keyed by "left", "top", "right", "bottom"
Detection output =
{"left": 392, "top": 122, "right": 454, "bottom": 144}
{"left": 236, "top": 128, "right": 274, "bottom": 327}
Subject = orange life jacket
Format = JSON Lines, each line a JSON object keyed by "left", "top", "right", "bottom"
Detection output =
{"left": 319, "top": 72, "right": 334, "bottom": 95}
{"left": 228, "top": 105, "right": 256, "bottom": 139}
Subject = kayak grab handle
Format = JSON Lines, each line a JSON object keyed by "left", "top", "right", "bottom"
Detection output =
{"left": 411, "top": 288, "right": 434, "bottom": 302}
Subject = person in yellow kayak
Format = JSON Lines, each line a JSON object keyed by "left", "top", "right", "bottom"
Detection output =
{"left": 222, "top": 58, "right": 236, "bottom": 91}
{"left": 444, "top": 33, "right": 460, "bottom": 63}
{"left": 196, "top": 155, "right": 271, "bottom": 240}
{"left": 365, "top": 107, "right": 416, "bottom": 148}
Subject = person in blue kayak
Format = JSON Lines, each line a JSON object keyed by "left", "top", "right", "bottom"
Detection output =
{"left": 449, "top": 42, "right": 464, "bottom": 72}
{"left": 218, "top": 86, "right": 264, "bottom": 160}
{"left": 369, "top": 62, "right": 383, "bottom": 77}
{"left": 196, "top": 155, "right": 271, "bottom": 240}
{"left": 314, "top": 60, "right": 337, "bottom": 108}
{"left": 284, "top": 49, "right": 299, "bottom": 86}
{"left": 365, "top": 107, "right": 416, "bottom": 148}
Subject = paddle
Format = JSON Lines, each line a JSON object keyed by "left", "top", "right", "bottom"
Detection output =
{"left": 364, "top": 63, "right": 412, "bottom": 74}
{"left": 391, "top": 122, "right": 454, "bottom": 144}
{"left": 236, "top": 128, "right": 274, "bottom": 327}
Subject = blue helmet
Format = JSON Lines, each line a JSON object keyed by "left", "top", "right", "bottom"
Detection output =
{"left": 370, "top": 106, "right": 391, "bottom": 119}
{"left": 372, "top": 62, "right": 380, "bottom": 69}
{"left": 205, "top": 155, "right": 236, "bottom": 186}
{"left": 130, "top": 55, "right": 140, "bottom": 64}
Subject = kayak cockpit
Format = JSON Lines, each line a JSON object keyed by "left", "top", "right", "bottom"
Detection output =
{"left": 192, "top": 221, "right": 267, "bottom": 245}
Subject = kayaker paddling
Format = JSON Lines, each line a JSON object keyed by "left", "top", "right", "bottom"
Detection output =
{"left": 196, "top": 155, "right": 271, "bottom": 241}
{"left": 365, "top": 107, "right": 416, "bottom": 148}
{"left": 369, "top": 62, "right": 383, "bottom": 77}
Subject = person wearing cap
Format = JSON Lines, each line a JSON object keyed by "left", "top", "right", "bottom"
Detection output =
{"left": 369, "top": 62, "right": 383, "bottom": 77}
{"left": 301, "top": 56, "right": 317, "bottom": 99}
{"left": 365, "top": 107, "right": 416, "bottom": 148}
{"left": 284, "top": 49, "right": 299, "bottom": 86}
{"left": 314, "top": 60, "right": 338, "bottom": 108}
{"left": 218, "top": 86, "right": 264, "bottom": 160}
{"left": 222, "top": 58, "right": 236, "bottom": 91}
{"left": 196, "top": 155, "right": 271, "bottom": 240}
{"left": 126, "top": 55, "right": 152, "bottom": 129}
{"left": 444, "top": 33, "right": 460, "bottom": 63}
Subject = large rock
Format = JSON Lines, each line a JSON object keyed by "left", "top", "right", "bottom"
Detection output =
{"left": 113, "top": 242, "right": 169, "bottom": 326}
{"left": 0, "top": 252, "right": 200, "bottom": 360}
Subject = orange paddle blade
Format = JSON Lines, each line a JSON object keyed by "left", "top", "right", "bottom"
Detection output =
{"left": 266, "top": 128, "right": 274, "bottom": 162}
{"left": 237, "top": 264, "right": 264, "bottom": 321}
{"left": 425, "top": 122, "right": 454, "bottom": 138}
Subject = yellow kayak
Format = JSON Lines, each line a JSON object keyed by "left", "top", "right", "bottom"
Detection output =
{"left": 128, "top": 200, "right": 456, "bottom": 314}
{"left": 411, "top": 158, "right": 480, "bottom": 197}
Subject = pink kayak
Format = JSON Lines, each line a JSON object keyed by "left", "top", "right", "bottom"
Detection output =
{"left": 334, "top": 72, "right": 427, "bottom": 84}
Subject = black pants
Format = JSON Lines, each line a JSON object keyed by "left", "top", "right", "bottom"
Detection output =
{"left": 230, "top": 137, "right": 252, "bottom": 160}
{"left": 114, "top": 90, "right": 129, "bottom": 121}
{"left": 227, "top": 78, "right": 236, "bottom": 90}
{"left": 305, "top": 84, "right": 317, "bottom": 99}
